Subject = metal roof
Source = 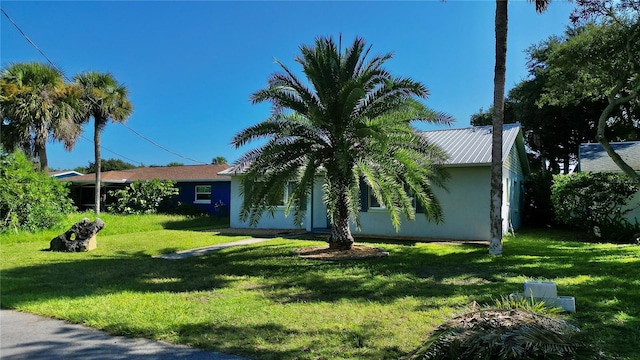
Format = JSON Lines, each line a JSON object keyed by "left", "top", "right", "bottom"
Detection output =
{"left": 422, "top": 123, "right": 522, "bottom": 166}
{"left": 220, "top": 124, "right": 524, "bottom": 175}
{"left": 579, "top": 142, "right": 640, "bottom": 172}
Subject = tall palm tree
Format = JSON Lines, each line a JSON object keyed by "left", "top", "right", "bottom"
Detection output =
{"left": 232, "top": 36, "right": 452, "bottom": 250}
{"left": 0, "top": 62, "right": 83, "bottom": 171}
{"left": 75, "top": 72, "right": 133, "bottom": 214}
{"left": 490, "top": 0, "right": 551, "bottom": 255}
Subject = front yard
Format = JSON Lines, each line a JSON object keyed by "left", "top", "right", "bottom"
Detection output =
{"left": 1, "top": 214, "right": 639, "bottom": 359}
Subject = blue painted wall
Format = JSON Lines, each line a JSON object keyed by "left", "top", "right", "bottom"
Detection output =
{"left": 175, "top": 181, "right": 230, "bottom": 215}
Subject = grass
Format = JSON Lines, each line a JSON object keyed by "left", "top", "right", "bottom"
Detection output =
{"left": 1, "top": 216, "right": 639, "bottom": 359}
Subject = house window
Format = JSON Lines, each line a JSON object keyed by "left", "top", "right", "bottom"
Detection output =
{"left": 263, "top": 182, "right": 298, "bottom": 207}
{"left": 367, "top": 185, "right": 416, "bottom": 210}
{"left": 195, "top": 185, "right": 212, "bottom": 204}
{"left": 368, "top": 186, "right": 384, "bottom": 209}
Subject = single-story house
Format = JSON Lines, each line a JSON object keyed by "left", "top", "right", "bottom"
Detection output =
{"left": 220, "top": 124, "right": 529, "bottom": 241}
{"left": 578, "top": 141, "right": 640, "bottom": 223}
{"left": 61, "top": 164, "right": 231, "bottom": 215}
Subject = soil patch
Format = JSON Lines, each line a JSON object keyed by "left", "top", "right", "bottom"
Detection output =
{"left": 293, "top": 244, "right": 389, "bottom": 260}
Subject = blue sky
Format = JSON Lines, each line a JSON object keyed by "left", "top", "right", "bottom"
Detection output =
{"left": 1, "top": 1, "right": 576, "bottom": 170}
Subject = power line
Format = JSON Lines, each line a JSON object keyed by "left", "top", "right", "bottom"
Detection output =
{"left": 0, "top": 8, "right": 61, "bottom": 74}
{"left": 1, "top": 7, "right": 208, "bottom": 165}
{"left": 118, "top": 122, "right": 206, "bottom": 164}
{"left": 79, "top": 134, "right": 144, "bottom": 166}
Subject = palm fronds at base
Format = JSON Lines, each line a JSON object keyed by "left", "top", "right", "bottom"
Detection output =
{"left": 404, "top": 308, "right": 609, "bottom": 360}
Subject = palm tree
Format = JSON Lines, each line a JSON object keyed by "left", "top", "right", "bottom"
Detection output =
{"left": 212, "top": 156, "right": 227, "bottom": 165}
{"left": 490, "top": 0, "right": 551, "bottom": 255}
{"left": 75, "top": 72, "right": 133, "bottom": 214}
{"left": 0, "top": 62, "right": 83, "bottom": 171}
{"left": 232, "top": 36, "right": 452, "bottom": 250}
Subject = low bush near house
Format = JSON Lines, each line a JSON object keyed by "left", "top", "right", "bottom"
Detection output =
{"left": 108, "top": 179, "right": 179, "bottom": 214}
{"left": 0, "top": 151, "right": 75, "bottom": 232}
{"left": 551, "top": 172, "right": 640, "bottom": 243}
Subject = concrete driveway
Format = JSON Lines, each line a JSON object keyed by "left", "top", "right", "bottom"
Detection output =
{"left": 0, "top": 310, "right": 250, "bottom": 360}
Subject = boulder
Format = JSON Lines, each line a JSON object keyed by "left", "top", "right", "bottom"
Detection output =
{"left": 49, "top": 218, "right": 105, "bottom": 252}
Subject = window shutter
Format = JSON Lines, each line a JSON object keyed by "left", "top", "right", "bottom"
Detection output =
{"left": 359, "top": 179, "right": 368, "bottom": 212}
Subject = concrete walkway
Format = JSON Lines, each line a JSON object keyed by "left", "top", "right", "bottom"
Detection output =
{"left": 154, "top": 238, "right": 272, "bottom": 260}
{"left": 0, "top": 310, "right": 250, "bottom": 360}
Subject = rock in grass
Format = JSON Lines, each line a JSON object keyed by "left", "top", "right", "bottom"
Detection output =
{"left": 49, "top": 218, "right": 105, "bottom": 252}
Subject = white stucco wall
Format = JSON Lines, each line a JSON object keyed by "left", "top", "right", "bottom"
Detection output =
{"left": 353, "top": 167, "right": 492, "bottom": 241}
{"left": 229, "top": 177, "right": 310, "bottom": 230}
{"left": 229, "top": 162, "right": 526, "bottom": 240}
{"left": 502, "top": 144, "right": 527, "bottom": 232}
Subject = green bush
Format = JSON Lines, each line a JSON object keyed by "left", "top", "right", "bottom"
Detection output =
{"left": 0, "top": 151, "right": 75, "bottom": 232}
{"left": 524, "top": 170, "right": 555, "bottom": 226}
{"left": 551, "top": 172, "right": 639, "bottom": 243}
{"left": 108, "top": 179, "right": 179, "bottom": 215}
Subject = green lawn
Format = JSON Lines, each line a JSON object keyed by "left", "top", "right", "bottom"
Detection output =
{"left": 1, "top": 215, "right": 639, "bottom": 359}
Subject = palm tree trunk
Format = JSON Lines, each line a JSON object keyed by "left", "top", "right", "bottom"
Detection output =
{"left": 328, "top": 190, "right": 354, "bottom": 250}
{"left": 490, "top": 0, "right": 508, "bottom": 255}
{"left": 35, "top": 142, "right": 48, "bottom": 172}
{"left": 94, "top": 120, "right": 102, "bottom": 214}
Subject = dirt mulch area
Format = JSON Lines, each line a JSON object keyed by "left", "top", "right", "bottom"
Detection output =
{"left": 293, "top": 244, "right": 389, "bottom": 261}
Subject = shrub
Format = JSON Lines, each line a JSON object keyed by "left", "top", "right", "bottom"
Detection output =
{"left": 0, "top": 151, "right": 75, "bottom": 232}
{"left": 108, "top": 179, "right": 179, "bottom": 215}
{"left": 551, "top": 172, "right": 639, "bottom": 243}
{"left": 523, "top": 170, "right": 555, "bottom": 226}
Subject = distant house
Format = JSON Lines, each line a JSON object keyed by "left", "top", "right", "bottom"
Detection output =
{"left": 220, "top": 124, "right": 529, "bottom": 241}
{"left": 578, "top": 141, "right": 640, "bottom": 223}
{"left": 50, "top": 170, "right": 83, "bottom": 179}
{"left": 61, "top": 164, "right": 231, "bottom": 215}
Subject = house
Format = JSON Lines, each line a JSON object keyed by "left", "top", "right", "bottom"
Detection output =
{"left": 578, "top": 141, "right": 640, "bottom": 223}
{"left": 220, "top": 124, "right": 529, "bottom": 241}
{"left": 61, "top": 164, "right": 231, "bottom": 215}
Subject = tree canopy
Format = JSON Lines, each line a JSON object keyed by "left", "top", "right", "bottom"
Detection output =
{"left": 539, "top": 2, "right": 640, "bottom": 181}
{"left": 211, "top": 156, "right": 227, "bottom": 165}
{"left": 75, "top": 158, "right": 138, "bottom": 174}
{"left": 0, "top": 62, "right": 83, "bottom": 171}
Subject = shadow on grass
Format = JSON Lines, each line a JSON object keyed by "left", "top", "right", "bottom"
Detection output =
{"left": 3, "top": 230, "right": 640, "bottom": 359}
{"left": 162, "top": 215, "right": 230, "bottom": 231}
{"left": 174, "top": 320, "right": 404, "bottom": 360}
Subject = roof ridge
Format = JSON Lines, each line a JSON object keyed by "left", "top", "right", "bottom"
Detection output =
{"left": 419, "top": 123, "right": 520, "bottom": 134}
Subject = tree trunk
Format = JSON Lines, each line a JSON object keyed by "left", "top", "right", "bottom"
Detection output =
{"left": 94, "top": 119, "right": 102, "bottom": 214}
{"left": 596, "top": 86, "right": 640, "bottom": 184}
{"left": 328, "top": 190, "right": 354, "bottom": 250}
{"left": 35, "top": 142, "right": 48, "bottom": 172}
{"left": 490, "top": 0, "right": 508, "bottom": 255}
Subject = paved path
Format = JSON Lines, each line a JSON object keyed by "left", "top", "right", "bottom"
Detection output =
{"left": 154, "top": 238, "right": 272, "bottom": 260}
{"left": 0, "top": 310, "right": 250, "bottom": 360}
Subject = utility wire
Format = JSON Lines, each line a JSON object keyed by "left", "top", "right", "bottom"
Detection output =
{"left": 118, "top": 122, "right": 206, "bottom": 164}
{"left": 1, "top": 8, "right": 61, "bottom": 73}
{"left": 1, "top": 7, "right": 208, "bottom": 165}
{"left": 79, "top": 134, "right": 144, "bottom": 166}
